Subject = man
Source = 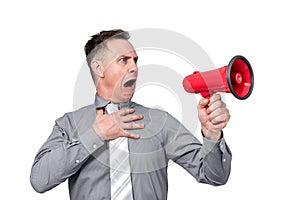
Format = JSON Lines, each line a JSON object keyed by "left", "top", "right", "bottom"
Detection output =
{"left": 30, "top": 29, "right": 232, "bottom": 200}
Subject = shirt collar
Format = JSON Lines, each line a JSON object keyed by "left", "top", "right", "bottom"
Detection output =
{"left": 94, "top": 94, "right": 133, "bottom": 109}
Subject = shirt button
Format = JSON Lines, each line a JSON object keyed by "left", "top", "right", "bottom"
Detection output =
{"left": 75, "top": 159, "right": 80, "bottom": 164}
{"left": 93, "top": 144, "right": 97, "bottom": 149}
{"left": 220, "top": 144, "right": 224, "bottom": 149}
{"left": 223, "top": 158, "right": 226, "bottom": 162}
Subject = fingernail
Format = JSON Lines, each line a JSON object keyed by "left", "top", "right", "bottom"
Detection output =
{"left": 132, "top": 134, "right": 140, "bottom": 139}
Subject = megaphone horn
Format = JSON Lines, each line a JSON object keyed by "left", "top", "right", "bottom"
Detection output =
{"left": 182, "top": 55, "right": 254, "bottom": 100}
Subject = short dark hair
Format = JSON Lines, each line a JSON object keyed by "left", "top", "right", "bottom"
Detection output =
{"left": 84, "top": 29, "right": 130, "bottom": 68}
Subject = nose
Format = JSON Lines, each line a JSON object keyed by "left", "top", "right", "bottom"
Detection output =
{"left": 128, "top": 61, "right": 138, "bottom": 73}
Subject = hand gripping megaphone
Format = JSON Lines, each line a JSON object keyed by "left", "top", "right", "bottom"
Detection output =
{"left": 182, "top": 55, "right": 254, "bottom": 99}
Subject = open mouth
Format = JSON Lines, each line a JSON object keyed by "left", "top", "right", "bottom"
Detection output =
{"left": 123, "top": 79, "right": 136, "bottom": 87}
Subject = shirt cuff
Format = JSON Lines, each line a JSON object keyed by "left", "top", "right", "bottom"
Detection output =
{"left": 79, "top": 127, "right": 105, "bottom": 154}
{"left": 201, "top": 131, "right": 224, "bottom": 155}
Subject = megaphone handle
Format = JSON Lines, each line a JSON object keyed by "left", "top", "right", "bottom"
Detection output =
{"left": 200, "top": 92, "right": 211, "bottom": 99}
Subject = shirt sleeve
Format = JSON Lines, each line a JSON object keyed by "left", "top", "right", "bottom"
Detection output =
{"left": 30, "top": 113, "right": 105, "bottom": 193}
{"left": 164, "top": 113, "right": 232, "bottom": 186}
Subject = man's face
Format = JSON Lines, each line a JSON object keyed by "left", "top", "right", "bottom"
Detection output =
{"left": 98, "top": 39, "right": 138, "bottom": 103}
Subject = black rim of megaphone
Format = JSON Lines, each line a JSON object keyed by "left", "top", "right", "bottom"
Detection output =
{"left": 227, "top": 55, "right": 254, "bottom": 100}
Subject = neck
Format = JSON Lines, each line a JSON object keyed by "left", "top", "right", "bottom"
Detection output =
{"left": 96, "top": 90, "right": 132, "bottom": 103}
{"left": 96, "top": 88, "right": 114, "bottom": 102}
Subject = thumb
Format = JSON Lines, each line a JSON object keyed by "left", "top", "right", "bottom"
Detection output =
{"left": 96, "top": 108, "right": 104, "bottom": 116}
{"left": 198, "top": 98, "right": 209, "bottom": 109}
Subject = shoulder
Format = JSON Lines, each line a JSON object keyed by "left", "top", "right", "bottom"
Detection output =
{"left": 131, "top": 102, "right": 168, "bottom": 116}
{"left": 131, "top": 101, "right": 179, "bottom": 126}
{"left": 54, "top": 104, "right": 95, "bottom": 130}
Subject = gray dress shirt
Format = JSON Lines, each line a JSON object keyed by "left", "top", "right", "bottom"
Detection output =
{"left": 30, "top": 95, "right": 232, "bottom": 200}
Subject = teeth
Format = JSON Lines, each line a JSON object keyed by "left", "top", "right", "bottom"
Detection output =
{"left": 124, "top": 79, "right": 136, "bottom": 87}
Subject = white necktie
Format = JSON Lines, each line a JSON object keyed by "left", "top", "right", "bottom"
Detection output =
{"left": 106, "top": 103, "right": 134, "bottom": 200}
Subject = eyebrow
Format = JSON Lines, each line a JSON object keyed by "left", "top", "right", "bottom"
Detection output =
{"left": 118, "top": 55, "right": 138, "bottom": 62}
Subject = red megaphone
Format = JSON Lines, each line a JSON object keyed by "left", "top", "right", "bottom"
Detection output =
{"left": 182, "top": 55, "right": 254, "bottom": 99}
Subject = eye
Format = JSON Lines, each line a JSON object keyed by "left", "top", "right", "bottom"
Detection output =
{"left": 134, "top": 57, "right": 138, "bottom": 64}
{"left": 120, "top": 57, "right": 127, "bottom": 63}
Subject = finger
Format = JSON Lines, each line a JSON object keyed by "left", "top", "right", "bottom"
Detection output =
{"left": 206, "top": 120, "right": 227, "bottom": 131}
{"left": 210, "top": 113, "right": 228, "bottom": 124}
{"left": 122, "top": 114, "right": 144, "bottom": 122}
{"left": 210, "top": 109, "right": 230, "bottom": 125}
{"left": 123, "top": 122, "right": 145, "bottom": 130}
{"left": 209, "top": 107, "right": 228, "bottom": 121}
{"left": 119, "top": 108, "right": 135, "bottom": 116}
{"left": 208, "top": 93, "right": 221, "bottom": 106}
{"left": 96, "top": 108, "right": 104, "bottom": 116}
{"left": 122, "top": 130, "right": 140, "bottom": 139}
{"left": 207, "top": 100, "right": 223, "bottom": 113}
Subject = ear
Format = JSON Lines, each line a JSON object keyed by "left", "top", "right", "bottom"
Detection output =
{"left": 91, "top": 60, "right": 105, "bottom": 78}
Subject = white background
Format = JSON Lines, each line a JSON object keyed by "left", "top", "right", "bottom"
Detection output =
{"left": 1, "top": 0, "right": 299, "bottom": 199}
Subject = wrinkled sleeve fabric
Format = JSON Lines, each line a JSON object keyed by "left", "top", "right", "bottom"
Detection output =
{"left": 30, "top": 111, "right": 104, "bottom": 193}
{"left": 164, "top": 113, "right": 232, "bottom": 186}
